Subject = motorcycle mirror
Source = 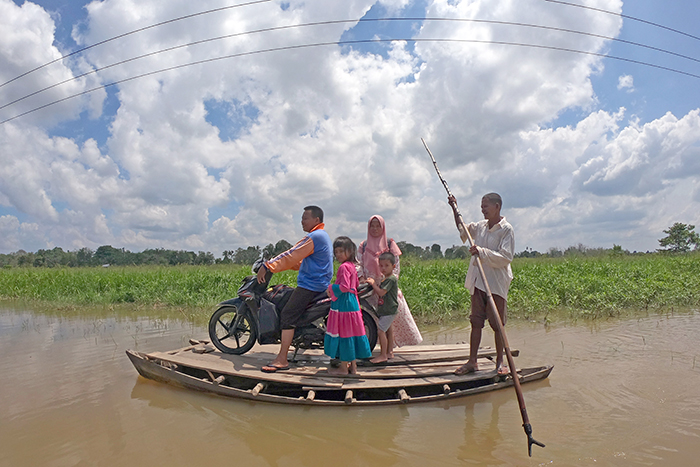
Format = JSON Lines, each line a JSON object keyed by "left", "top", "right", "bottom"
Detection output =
{"left": 252, "top": 251, "right": 269, "bottom": 274}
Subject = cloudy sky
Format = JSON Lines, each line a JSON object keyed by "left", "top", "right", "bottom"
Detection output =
{"left": 1, "top": 0, "right": 699, "bottom": 256}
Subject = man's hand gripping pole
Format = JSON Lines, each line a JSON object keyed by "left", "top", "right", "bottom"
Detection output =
{"left": 421, "top": 137, "right": 545, "bottom": 457}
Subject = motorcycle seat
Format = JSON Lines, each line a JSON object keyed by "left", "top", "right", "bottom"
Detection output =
{"left": 311, "top": 290, "right": 329, "bottom": 303}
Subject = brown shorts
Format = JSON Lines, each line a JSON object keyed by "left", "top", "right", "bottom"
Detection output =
{"left": 470, "top": 288, "right": 507, "bottom": 330}
{"left": 280, "top": 287, "right": 319, "bottom": 330}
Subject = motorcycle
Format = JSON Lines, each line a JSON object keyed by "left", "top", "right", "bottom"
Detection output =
{"left": 208, "top": 255, "right": 379, "bottom": 357}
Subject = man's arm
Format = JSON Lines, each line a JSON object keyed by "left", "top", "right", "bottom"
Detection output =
{"left": 256, "top": 236, "right": 314, "bottom": 283}
{"left": 475, "top": 225, "right": 515, "bottom": 268}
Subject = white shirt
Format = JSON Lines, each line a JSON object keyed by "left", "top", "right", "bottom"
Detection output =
{"left": 461, "top": 217, "right": 515, "bottom": 299}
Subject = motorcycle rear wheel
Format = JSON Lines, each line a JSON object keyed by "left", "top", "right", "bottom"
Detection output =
{"left": 208, "top": 302, "right": 257, "bottom": 355}
{"left": 362, "top": 310, "right": 378, "bottom": 352}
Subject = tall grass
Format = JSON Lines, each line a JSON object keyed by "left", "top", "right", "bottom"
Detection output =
{"left": 1, "top": 253, "right": 699, "bottom": 323}
{"left": 397, "top": 253, "right": 700, "bottom": 322}
{"left": 0, "top": 265, "right": 296, "bottom": 307}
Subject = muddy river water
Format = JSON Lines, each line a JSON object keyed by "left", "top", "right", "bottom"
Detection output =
{"left": 1, "top": 306, "right": 699, "bottom": 466}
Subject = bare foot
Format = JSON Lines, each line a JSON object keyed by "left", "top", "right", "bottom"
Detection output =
{"left": 327, "top": 363, "right": 349, "bottom": 375}
{"left": 387, "top": 352, "right": 394, "bottom": 360}
{"left": 348, "top": 361, "right": 357, "bottom": 374}
{"left": 370, "top": 356, "right": 388, "bottom": 364}
{"left": 454, "top": 362, "right": 478, "bottom": 375}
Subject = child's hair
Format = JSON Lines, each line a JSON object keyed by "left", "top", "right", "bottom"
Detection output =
{"left": 378, "top": 251, "right": 396, "bottom": 265}
{"left": 333, "top": 236, "right": 357, "bottom": 262}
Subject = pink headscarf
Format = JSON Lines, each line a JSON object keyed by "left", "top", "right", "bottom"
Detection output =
{"left": 361, "top": 215, "right": 402, "bottom": 280}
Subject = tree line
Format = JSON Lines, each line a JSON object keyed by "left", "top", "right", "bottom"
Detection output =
{"left": 0, "top": 222, "right": 696, "bottom": 268}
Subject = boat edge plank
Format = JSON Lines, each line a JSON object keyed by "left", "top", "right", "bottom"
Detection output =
{"left": 126, "top": 349, "right": 552, "bottom": 406}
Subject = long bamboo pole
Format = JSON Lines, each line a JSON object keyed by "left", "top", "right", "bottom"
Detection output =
{"left": 421, "top": 138, "right": 545, "bottom": 456}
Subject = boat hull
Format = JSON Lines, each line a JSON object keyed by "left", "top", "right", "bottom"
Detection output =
{"left": 126, "top": 344, "right": 552, "bottom": 406}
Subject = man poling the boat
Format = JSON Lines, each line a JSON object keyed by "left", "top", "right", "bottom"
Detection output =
{"left": 421, "top": 138, "right": 545, "bottom": 457}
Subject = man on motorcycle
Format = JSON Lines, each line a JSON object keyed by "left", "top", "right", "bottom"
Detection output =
{"left": 256, "top": 205, "right": 333, "bottom": 372}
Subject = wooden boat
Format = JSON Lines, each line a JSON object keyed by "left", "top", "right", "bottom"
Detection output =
{"left": 126, "top": 340, "right": 552, "bottom": 406}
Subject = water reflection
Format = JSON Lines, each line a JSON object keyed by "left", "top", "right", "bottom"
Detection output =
{"left": 1, "top": 305, "right": 699, "bottom": 466}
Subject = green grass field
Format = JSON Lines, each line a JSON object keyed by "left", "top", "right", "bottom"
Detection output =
{"left": 1, "top": 253, "right": 698, "bottom": 324}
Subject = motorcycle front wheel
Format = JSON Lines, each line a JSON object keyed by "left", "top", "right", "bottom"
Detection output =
{"left": 208, "top": 301, "right": 258, "bottom": 355}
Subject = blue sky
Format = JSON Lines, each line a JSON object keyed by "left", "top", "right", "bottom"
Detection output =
{"left": 1, "top": 0, "right": 699, "bottom": 255}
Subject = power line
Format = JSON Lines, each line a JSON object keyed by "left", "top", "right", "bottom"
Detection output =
{"left": 0, "top": 0, "right": 273, "bottom": 89}
{"left": 4, "top": 0, "right": 695, "bottom": 92}
{"left": 3, "top": 16, "right": 700, "bottom": 112}
{"left": 543, "top": 0, "right": 700, "bottom": 42}
{"left": 3, "top": 36, "right": 699, "bottom": 126}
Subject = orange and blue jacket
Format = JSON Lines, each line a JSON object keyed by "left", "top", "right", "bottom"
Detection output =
{"left": 264, "top": 223, "right": 333, "bottom": 292}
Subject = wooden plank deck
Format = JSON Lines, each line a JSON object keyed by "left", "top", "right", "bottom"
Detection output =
{"left": 146, "top": 343, "right": 514, "bottom": 387}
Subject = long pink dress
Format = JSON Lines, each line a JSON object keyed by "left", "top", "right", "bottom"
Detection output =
{"left": 358, "top": 215, "right": 423, "bottom": 347}
{"left": 324, "top": 261, "right": 372, "bottom": 361}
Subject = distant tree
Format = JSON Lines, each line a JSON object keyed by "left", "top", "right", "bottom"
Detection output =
{"left": 33, "top": 247, "right": 72, "bottom": 267}
{"left": 220, "top": 250, "right": 235, "bottom": 264}
{"left": 75, "top": 247, "right": 94, "bottom": 266}
{"left": 17, "top": 251, "right": 34, "bottom": 267}
{"left": 273, "top": 240, "right": 293, "bottom": 256}
{"left": 658, "top": 222, "right": 700, "bottom": 252}
{"left": 430, "top": 243, "right": 443, "bottom": 259}
{"left": 195, "top": 251, "right": 215, "bottom": 265}
{"left": 548, "top": 247, "right": 563, "bottom": 258}
{"left": 515, "top": 247, "right": 542, "bottom": 258}
{"left": 168, "top": 250, "right": 196, "bottom": 265}
{"left": 609, "top": 244, "right": 628, "bottom": 257}
{"left": 138, "top": 248, "right": 169, "bottom": 265}
{"left": 396, "top": 241, "right": 423, "bottom": 258}
{"left": 233, "top": 246, "right": 261, "bottom": 264}
{"left": 445, "top": 245, "right": 469, "bottom": 260}
{"left": 564, "top": 243, "right": 588, "bottom": 257}
{"left": 94, "top": 245, "right": 124, "bottom": 265}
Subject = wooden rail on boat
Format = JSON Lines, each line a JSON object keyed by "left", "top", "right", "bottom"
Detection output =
{"left": 126, "top": 342, "right": 552, "bottom": 406}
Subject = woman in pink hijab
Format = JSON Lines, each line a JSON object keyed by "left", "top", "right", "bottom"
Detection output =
{"left": 358, "top": 215, "right": 423, "bottom": 351}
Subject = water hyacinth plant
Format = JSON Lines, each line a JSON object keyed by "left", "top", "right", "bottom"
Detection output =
{"left": 1, "top": 253, "right": 699, "bottom": 324}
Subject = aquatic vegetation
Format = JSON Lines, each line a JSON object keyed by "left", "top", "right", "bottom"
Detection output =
{"left": 1, "top": 253, "right": 698, "bottom": 323}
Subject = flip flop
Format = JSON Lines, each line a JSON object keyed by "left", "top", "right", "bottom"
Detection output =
{"left": 454, "top": 363, "right": 477, "bottom": 375}
{"left": 368, "top": 360, "right": 388, "bottom": 366}
{"left": 497, "top": 365, "right": 510, "bottom": 376}
{"left": 261, "top": 364, "right": 290, "bottom": 373}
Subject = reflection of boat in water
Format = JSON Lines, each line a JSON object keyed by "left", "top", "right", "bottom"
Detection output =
{"left": 126, "top": 340, "right": 552, "bottom": 406}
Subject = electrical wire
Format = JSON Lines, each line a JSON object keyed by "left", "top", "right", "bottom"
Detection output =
{"left": 0, "top": 0, "right": 273, "bottom": 89}
{"left": 2, "top": 35, "right": 699, "bottom": 125}
{"left": 543, "top": 0, "right": 700, "bottom": 42}
{"left": 2, "top": 16, "right": 699, "bottom": 113}
{"left": 3, "top": 0, "right": 696, "bottom": 93}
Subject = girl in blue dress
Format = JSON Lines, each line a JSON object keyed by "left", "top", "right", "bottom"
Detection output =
{"left": 324, "top": 236, "right": 372, "bottom": 375}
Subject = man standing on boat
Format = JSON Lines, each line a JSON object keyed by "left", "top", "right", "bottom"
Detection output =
{"left": 448, "top": 193, "right": 515, "bottom": 376}
{"left": 256, "top": 205, "right": 333, "bottom": 373}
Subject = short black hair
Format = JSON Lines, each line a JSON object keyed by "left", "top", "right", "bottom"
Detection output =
{"left": 482, "top": 193, "right": 502, "bottom": 208}
{"left": 333, "top": 236, "right": 357, "bottom": 261}
{"left": 378, "top": 251, "right": 396, "bottom": 265}
{"left": 304, "top": 205, "right": 324, "bottom": 222}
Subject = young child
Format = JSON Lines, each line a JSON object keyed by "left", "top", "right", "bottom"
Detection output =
{"left": 366, "top": 252, "right": 399, "bottom": 364}
{"left": 324, "top": 236, "right": 372, "bottom": 375}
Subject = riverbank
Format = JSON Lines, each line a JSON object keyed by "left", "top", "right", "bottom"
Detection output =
{"left": 1, "top": 253, "right": 698, "bottom": 324}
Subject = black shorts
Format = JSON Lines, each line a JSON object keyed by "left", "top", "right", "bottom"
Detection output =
{"left": 470, "top": 288, "right": 507, "bottom": 330}
{"left": 280, "top": 287, "right": 319, "bottom": 330}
